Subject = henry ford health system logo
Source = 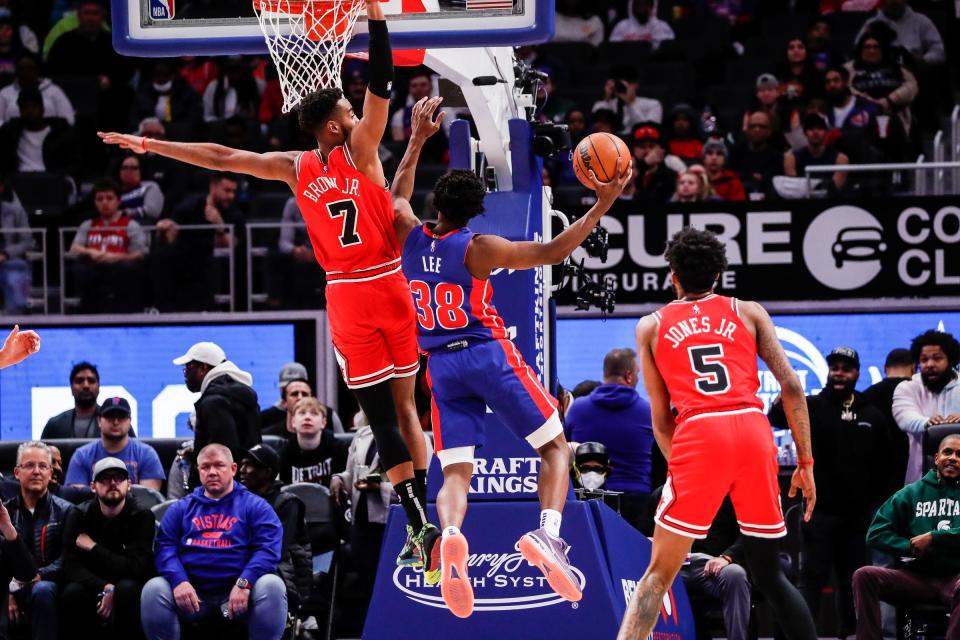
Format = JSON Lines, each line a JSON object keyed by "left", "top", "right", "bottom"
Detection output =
{"left": 394, "top": 547, "right": 586, "bottom": 612}
{"left": 803, "top": 206, "right": 886, "bottom": 290}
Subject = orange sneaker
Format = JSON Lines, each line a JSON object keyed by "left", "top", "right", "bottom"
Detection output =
{"left": 440, "top": 531, "right": 474, "bottom": 618}
{"left": 518, "top": 528, "right": 582, "bottom": 602}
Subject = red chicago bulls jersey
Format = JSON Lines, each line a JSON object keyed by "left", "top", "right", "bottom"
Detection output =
{"left": 296, "top": 146, "right": 400, "bottom": 283}
{"left": 653, "top": 294, "right": 762, "bottom": 423}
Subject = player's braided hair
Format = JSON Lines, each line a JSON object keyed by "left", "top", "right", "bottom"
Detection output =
{"left": 433, "top": 170, "right": 486, "bottom": 226}
{"left": 663, "top": 227, "right": 728, "bottom": 294}
{"left": 298, "top": 88, "right": 344, "bottom": 136}
{"left": 911, "top": 329, "right": 960, "bottom": 368}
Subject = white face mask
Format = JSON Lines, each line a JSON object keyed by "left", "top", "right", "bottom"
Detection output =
{"left": 580, "top": 471, "right": 606, "bottom": 491}
{"left": 153, "top": 80, "right": 173, "bottom": 94}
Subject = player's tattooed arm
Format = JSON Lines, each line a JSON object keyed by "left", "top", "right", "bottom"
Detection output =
{"left": 392, "top": 97, "right": 444, "bottom": 201}
{"left": 636, "top": 316, "right": 677, "bottom": 459}
{"left": 465, "top": 163, "right": 632, "bottom": 276}
{"left": 97, "top": 132, "right": 299, "bottom": 191}
{"left": 747, "top": 301, "right": 817, "bottom": 520}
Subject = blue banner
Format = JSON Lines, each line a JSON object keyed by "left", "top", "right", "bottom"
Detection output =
{"left": 0, "top": 323, "right": 295, "bottom": 439}
{"left": 365, "top": 501, "right": 693, "bottom": 639}
{"left": 558, "top": 310, "right": 960, "bottom": 411}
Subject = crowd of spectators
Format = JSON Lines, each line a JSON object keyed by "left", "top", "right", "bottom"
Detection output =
{"left": 562, "top": 329, "right": 960, "bottom": 639}
{"left": 539, "top": 0, "right": 953, "bottom": 204}
{"left": 0, "top": 0, "right": 954, "bottom": 314}
{"left": 0, "top": 331, "right": 956, "bottom": 637}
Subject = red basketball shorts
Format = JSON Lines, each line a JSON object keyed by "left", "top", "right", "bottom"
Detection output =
{"left": 326, "top": 272, "right": 419, "bottom": 389}
{"left": 654, "top": 408, "right": 786, "bottom": 539}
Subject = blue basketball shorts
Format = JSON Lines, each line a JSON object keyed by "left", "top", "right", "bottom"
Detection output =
{"left": 425, "top": 338, "right": 562, "bottom": 467}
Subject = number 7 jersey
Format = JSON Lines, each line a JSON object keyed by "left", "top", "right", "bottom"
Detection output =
{"left": 296, "top": 147, "right": 400, "bottom": 281}
{"left": 653, "top": 294, "right": 762, "bottom": 423}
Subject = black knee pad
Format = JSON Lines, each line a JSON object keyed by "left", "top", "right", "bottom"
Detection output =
{"left": 354, "top": 382, "right": 411, "bottom": 471}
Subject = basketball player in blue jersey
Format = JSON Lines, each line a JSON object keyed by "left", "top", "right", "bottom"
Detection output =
{"left": 386, "top": 98, "right": 631, "bottom": 618}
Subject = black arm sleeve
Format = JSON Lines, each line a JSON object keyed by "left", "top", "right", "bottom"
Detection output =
{"left": 366, "top": 19, "right": 394, "bottom": 99}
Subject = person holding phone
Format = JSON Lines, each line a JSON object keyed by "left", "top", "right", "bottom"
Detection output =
{"left": 591, "top": 64, "right": 663, "bottom": 134}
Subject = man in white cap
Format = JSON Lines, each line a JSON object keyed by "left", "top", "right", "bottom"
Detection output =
{"left": 173, "top": 342, "right": 261, "bottom": 488}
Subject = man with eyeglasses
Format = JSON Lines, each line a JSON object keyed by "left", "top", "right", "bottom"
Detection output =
{"left": 64, "top": 397, "right": 165, "bottom": 491}
{"left": 2, "top": 441, "right": 74, "bottom": 640}
{"left": 61, "top": 457, "right": 155, "bottom": 638}
{"left": 173, "top": 342, "right": 262, "bottom": 489}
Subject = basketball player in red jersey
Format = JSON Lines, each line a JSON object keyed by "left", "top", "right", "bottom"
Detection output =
{"left": 617, "top": 228, "right": 818, "bottom": 640}
{"left": 99, "top": 0, "right": 441, "bottom": 577}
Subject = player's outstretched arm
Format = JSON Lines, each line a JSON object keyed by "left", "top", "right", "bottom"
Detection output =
{"left": 348, "top": 0, "right": 392, "bottom": 186}
{"left": 746, "top": 300, "right": 817, "bottom": 521}
{"left": 467, "top": 162, "right": 631, "bottom": 275}
{"left": 636, "top": 316, "right": 677, "bottom": 459}
{"left": 392, "top": 96, "right": 444, "bottom": 201}
{"left": 98, "top": 132, "right": 299, "bottom": 192}
{"left": 393, "top": 197, "right": 421, "bottom": 249}
{"left": 0, "top": 325, "right": 40, "bottom": 369}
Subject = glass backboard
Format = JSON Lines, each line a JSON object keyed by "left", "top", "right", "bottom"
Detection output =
{"left": 112, "top": 0, "right": 554, "bottom": 56}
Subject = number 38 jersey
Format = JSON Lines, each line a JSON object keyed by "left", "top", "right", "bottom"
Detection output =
{"left": 653, "top": 294, "right": 762, "bottom": 423}
{"left": 296, "top": 147, "right": 400, "bottom": 282}
{"left": 401, "top": 225, "right": 509, "bottom": 351}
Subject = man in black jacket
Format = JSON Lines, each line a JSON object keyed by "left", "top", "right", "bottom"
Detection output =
{"left": 2, "top": 441, "right": 73, "bottom": 640}
{"left": 863, "top": 347, "right": 916, "bottom": 499}
{"left": 769, "top": 346, "right": 889, "bottom": 639}
{"left": 239, "top": 445, "right": 311, "bottom": 621}
{"left": 61, "top": 457, "right": 155, "bottom": 639}
{"left": 173, "top": 341, "right": 261, "bottom": 488}
{"left": 40, "top": 362, "right": 100, "bottom": 439}
{"left": 0, "top": 88, "right": 79, "bottom": 179}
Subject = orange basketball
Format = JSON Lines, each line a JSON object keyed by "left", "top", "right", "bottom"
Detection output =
{"left": 572, "top": 132, "right": 629, "bottom": 189}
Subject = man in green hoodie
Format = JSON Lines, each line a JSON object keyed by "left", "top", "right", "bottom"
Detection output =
{"left": 852, "top": 433, "right": 960, "bottom": 639}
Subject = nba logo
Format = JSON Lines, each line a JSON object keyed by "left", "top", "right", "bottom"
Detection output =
{"left": 149, "top": 0, "right": 175, "bottom": 20}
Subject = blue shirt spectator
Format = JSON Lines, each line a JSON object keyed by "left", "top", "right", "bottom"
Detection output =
{"left": 566, "top": 348, "right": 654, "bottom": 531}
{"left": 64, "top": 397, "right": 165, "bottom": 490}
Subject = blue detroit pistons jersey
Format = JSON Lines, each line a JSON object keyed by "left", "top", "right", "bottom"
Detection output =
{"left": 401, "top": 225, "right": 509, "bottom": 351}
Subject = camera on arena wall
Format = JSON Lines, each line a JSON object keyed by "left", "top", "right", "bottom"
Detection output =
{"left": 531, "top": 123, "right": 572, "bottom": 159}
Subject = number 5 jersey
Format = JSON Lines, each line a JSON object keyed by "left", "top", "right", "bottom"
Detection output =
{"left": 652, "top": 295, "right": 763, "bottom": 423}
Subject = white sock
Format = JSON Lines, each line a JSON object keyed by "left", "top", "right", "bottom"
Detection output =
{"left": 443, "top": 525, "right": 460, "bottom": 539}
{"left": 539, "top": 509, "right": 562, "bottom": 539}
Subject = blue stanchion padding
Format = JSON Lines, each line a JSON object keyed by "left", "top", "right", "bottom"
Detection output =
{"left": 589, "top": 501, "right": 697, "bottom": 637}
{"left": 425, "top": 413, "right": 574, "bottom": 503}
{"left": 364, "top": 500, "right": 694, "bottom": 639}
{"left": 426, "top": 118, "right": 554, "bottom": 503}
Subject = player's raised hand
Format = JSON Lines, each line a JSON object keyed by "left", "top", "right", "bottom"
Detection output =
{"left": 410, "top": 96, "right": 445, "bottom": 142}
{"left": 788, "top": 464, "right": 816, "bottom": 522}
{"left": 97, "top": 131, "right": 148, "bottom": 154}
{"left": 0, "top": 325, "right": 40, "bottom": 370}
{"left": 589, "top": 158, "right": 633, "bottom": 208}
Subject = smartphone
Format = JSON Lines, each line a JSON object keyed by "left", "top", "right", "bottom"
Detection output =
{"left": 364, "top": 473, "right": 381, "bottom": 483}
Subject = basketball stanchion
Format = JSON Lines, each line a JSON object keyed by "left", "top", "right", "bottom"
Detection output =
{"left": 363, "top": 117, "right": 695, "bottom": 639}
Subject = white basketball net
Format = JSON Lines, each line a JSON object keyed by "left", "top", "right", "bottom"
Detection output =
{"left": 254, "top": 0, "right": 366, "bottom": 113}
